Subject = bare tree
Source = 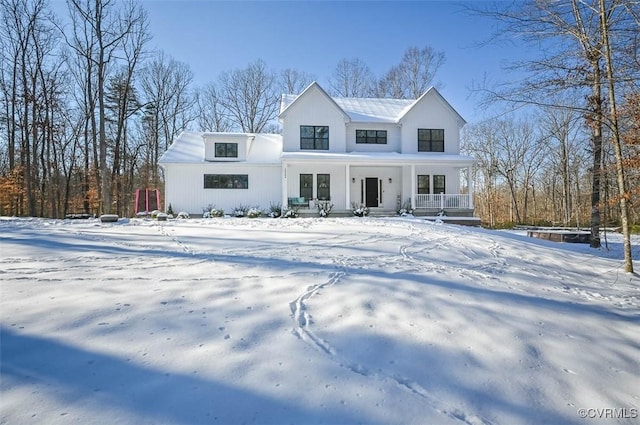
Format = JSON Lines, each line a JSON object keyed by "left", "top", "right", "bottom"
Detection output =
{"left": 280, "top": 68, "right": 315, "bottom": 95}
{"left": 219, "top": 60, "right": 279, "bottom": 133}
{"left": 539, "top": 101, "right": 583, "bottom": 225}
{"left": 599, "top": 0, "right": 635, "bottom": 272}
{"left": 194, "top": 82, "right": 233, "bottom": 132}
{"left": 376, "top": 46, "right": 446, "bottom": 99}
{"left": 328, "top": 58, "right": 375, "bottom": 98}
{"left": 66, "top": 0, "right": 140, "bottom": 214}
{"left": 140, "top": 51, "right": 194, "bottom": 186}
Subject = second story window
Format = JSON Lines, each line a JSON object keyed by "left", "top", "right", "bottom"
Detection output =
{"left": 215, "top": 143, "right": 238, "bottom": 158}
{"left": 356, "top": 130, "right": 387, "bottom": 144}
{"left": 418, "top": 129, "right": 444, "bottom": 152}
{"left": 301, "top": 125, "right": 329, "bottom": 150}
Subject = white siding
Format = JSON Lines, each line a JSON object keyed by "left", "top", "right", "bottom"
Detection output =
{"left": 286, "top": 165, "right": 347, "bottom": 210}
{"left": 281, "top": 87, "right": 348, "bottom": 153}
{"left": 349, "top": 166, "right": 402, "bottom": 210}
{"left": 400, "top": 94, "right": 461, "bottom": 155}
{"left": 164, "top": 163, "right": 281, "bottom": 214}
{"left": 346, "top": 123, "right": 401, "bottom": 153}
{"left": 203, "top": 134, "right": 249, "bottom": 162}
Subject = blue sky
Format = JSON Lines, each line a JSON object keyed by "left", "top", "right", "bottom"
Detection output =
{"left": 141, "top": 1, "right": 528, "bottom": 123}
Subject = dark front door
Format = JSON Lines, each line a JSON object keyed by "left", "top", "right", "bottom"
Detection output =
{"left": 365, "top": 178, "right": 378, "bottom": 207}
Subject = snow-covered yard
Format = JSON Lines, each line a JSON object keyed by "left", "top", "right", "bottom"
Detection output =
{"left": 1, "top": 216, "right": 639, "bottom": 425}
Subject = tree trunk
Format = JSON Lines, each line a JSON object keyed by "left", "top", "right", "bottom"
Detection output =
{"left": 599, "top": 0, "right": 633, "bottom": 272}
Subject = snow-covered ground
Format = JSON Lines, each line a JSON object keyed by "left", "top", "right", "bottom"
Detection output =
{"left": 1, "top": 216, "right": 639, "bottom": 425}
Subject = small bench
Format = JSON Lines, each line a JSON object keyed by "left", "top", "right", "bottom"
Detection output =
{"left": 288, "top": 197, "right": 309, "bottom": 208}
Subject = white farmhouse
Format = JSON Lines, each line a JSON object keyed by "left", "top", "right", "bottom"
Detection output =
{"left": 159, "top": 82, "right": 476, "bottom": 220}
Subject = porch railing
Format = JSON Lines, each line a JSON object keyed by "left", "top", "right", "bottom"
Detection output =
{"left": 414, "top": 194, "right": 471, "bottom": 209}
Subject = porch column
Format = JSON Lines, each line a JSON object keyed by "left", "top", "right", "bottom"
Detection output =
{"left": 281, "top": 162, "right": 288, "bottom": 210}
{"left": 467, "top": 165, "right": 474, "bottom": 210}
{"left": 410, "top": 164, "right": 416, "bottom": 210}
{"left": 345, "top": 164, "right": 351, "bottom": 210}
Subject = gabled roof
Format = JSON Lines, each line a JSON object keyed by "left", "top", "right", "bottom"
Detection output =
{"left": 397, "top": 87, "right": 466, "bottom": 126}
{"left": 280, "top": 82, "right": 466, "bottom": 126}
{"left": 279, "top": 82, "right": 351, "bottom": 122}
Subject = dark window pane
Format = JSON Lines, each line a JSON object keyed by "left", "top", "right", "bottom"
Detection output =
{"left": 204, "top": 174, "right": 248, "bottom": 189}
{"left": 317, "top": 174, "right": 330, "bottom": 200}
{"left": 355, "top": 129, "right": 387, "bottom": 144}
{"left": 301, "top": 126, "right": 329, "bottom": 150}
{"left": 301, "top": 126, "right": 315, "bottom": 138}
{"left": 214, "top": 143, "right": 238, "bottom": 157}
{"left": 417, "top": 175, "right": 430, "bottom": 195}
{"left": 300, "top": 174, "right": 313, "bottom": 200}
{"left": 434, "top": 175, "right": 445, "bottom": 194}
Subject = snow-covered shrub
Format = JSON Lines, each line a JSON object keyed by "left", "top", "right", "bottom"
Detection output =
{"left": 150, "top": 210, "right": 162, "bottom": 218}
{"left": 397, "top": 202, "right": 414, "bottom": 217}
{"left": 210, "top": 208, "right": 224, "bottom": 217}
{"left": 177, "top": 211, "right": 190, "bottom": 219}
{"left": 436, "top": 209, "right": 446, "bottom": 217}
{"left": 351, "top": 203, "right": 369, "bottom": 217}
{"left": 247, "top": 207, "right": 262, "bottom": 218}
{"left": 268, "top": 203, "right": 282, "bottom": 218}
{"left": 316, "top": 200, "right": 334, "bottom": 218}
{"left": 282, "top": 207, "right": 298, "bottom": 218}
{"left": 167, "top": 203, "right": 174, "bottom": 216}
{"left": 233, "top": 205, "right": 249, "bottom": 217}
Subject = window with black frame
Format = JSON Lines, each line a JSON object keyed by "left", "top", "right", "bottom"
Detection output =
{"left": 356, "top": 129, "right": 387, "bottom": 144}
{"left": 317, "top": 174, "right": 330, "bottom": 200}
{"left": 300, "top": 174, "right": 313, "bottom": 200}
{"left": 204, "top": 174, "right": 248, "bottom": 189}
{"left": 417, "top": 175, "right": 430, "bottom": 194}
{"left": 418, "top": 129, "right": 444, "bottom": 152}
{"left": 300, "top": 125, "right": 329, "bottom": 150}
{"left": 433, "top": 175, "right": 445, "bottom": 194}
{"left": 214, "top": 143, "right": 238, "bottom": 158}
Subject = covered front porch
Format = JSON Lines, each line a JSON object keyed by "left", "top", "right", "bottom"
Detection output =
{"left": 280, "top": 153, "right": 475, "bottom": 216}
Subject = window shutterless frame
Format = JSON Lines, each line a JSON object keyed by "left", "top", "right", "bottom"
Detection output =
{"left": 300, "top": 125, "right": 329, "bottom": 150}
{"left": 214, "top": 143, "right": 238, "bottom": 158}
{"left": 418, "top": 129, "right": 444, "bottom": 152}
{"left": 204, "top": 174, "right": 248, "bottom": 189}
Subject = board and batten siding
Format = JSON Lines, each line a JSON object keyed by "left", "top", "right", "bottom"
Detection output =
{"left": 281, "top": 87, "right": 348, "bottom": 153}
{"left": 345, "top": 123, "right": 401, "bottom": 153}
{"left": 164, "top": 163, "right": 281, "bottom": 215}
{"left": 400, "top": 94, "right": 462, "bottom": 155}
{"left": 286, "top": 164, "right": 347, "bottom": 210}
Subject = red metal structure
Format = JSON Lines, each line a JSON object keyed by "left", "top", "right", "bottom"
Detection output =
{"left": 135, "top": 188, "right": 161, "bottom": 215}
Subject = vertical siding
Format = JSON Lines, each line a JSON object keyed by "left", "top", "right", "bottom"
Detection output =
{"left": 345, "top": 123, "right": 401, "bottom": 153}
{"left": 286, "top": 164, "right": 347, "bottom": 210}
{"left": 164, "top": 163, "right": 281, "bottom": 215}
{"left": 349, "top": 166, "right": 402, "bottom": 210}
{"left": 282, "top": 88, "right": 347, "bottom": 153}
{"left": 400, "top": 94, "right": 461, "bottom": 155}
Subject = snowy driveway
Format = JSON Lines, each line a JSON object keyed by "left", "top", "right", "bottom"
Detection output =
{"left": 1, "top": 217, "right": 639, "bottom": 425}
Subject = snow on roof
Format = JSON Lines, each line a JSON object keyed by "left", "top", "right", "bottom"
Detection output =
{"left": 280, "top": 91, "right": 413, "bottom": 123}
{"left": 159, "top": 131, "right": 282, "bottom": 164}
{"left": 280, "top": 83, "right": 465, "bottom": 124}
{"left": 158, "top": 131, "right": 204, "bottom": 163}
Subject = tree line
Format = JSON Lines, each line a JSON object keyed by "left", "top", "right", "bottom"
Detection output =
{"left": 0, "top": 0, "right": 446, "bottom": 221}
{"left": 0, "top": 1, "right": 637, "bottom": 270}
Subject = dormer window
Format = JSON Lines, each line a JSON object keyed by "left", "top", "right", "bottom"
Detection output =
{"left": 215, "top": 143, "right": 238, "bottom": 158}
{"left": 300, "top": 125, "right": 329, "bottom": 150}
{"left": 418, "top": 129, "right": 444, "bottom": 152}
